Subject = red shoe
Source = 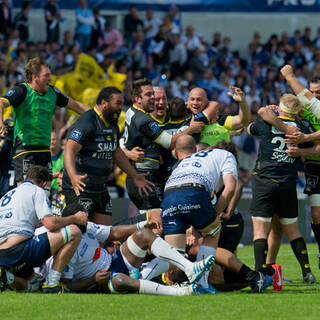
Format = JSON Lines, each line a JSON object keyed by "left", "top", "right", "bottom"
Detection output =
{"left": 272, "top": 264, "right": 283, "bottom": 291}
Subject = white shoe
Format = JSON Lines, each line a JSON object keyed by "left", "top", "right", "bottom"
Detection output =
{"left": 185, "top": 255, "right": 215, "bottom": 284}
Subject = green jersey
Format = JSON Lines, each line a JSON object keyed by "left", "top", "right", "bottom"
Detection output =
{"left": 2, "top": 83, "right": 69, "bottom": 146}
{"left": 51, "top": 149, "right": 64, "bottom": 190}
{"left": 301, "top": 109, "right": 320, "bottom": 163}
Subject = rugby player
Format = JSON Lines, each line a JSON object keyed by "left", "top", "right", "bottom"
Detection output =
{"left": 0, "top": 57, "right": 89, "bottom": 184}
{"left": 54, "top": 204, "right": 215, "bottom": 296}
{"left": 62, "top": 86, "right": 154, "bottom": 226}
{"left": 123, "top": 79, "right": 217, "bottom": 210}
{"left": 0, "top": 166, "right": 87, "bottom": 293}
{"left": 247, "top": 94, "right": 316, "bottom": 282}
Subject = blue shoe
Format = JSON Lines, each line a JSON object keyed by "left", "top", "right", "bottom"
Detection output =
{"left": 187, "top": 255, "right": 215, "bottom": 284}
{"left": 263, "top": 275, "right": 273, "bottom": 290}
{"left": 192, "top": 283, "right": 219, "bottom": 295}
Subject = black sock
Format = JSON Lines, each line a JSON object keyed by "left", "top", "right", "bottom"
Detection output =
{"left": 311, "top": 223, "right": 320, "bottom": 252}
{"left": 290, "top": 237, "right": 311, "bottom": 277}
{"left": 238, "top": 264, "right": 252, "bottom": 282}
{"left": 253, "top": 238, "right": 268, "bottom": 271}
{"left": 224, "top": 269, "right": 247, "bottom": 284}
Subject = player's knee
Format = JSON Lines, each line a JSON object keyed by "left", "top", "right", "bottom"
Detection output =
{"left": 134, "top": 228, "right": 153, "bottom": 245}
{"left": 127, "top": 234, "right": 147, "bottom": 258}
{"left": 60, "top": 224, "right": 82, "bottom": 245}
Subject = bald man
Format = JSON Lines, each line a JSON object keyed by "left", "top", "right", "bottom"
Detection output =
{"left": 160, "top": 135, "right": 238, "bottom": 293}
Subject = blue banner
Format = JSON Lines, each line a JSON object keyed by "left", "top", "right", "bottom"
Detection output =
{"left": 12, "top": 0, "right": 320, "bottom": 12}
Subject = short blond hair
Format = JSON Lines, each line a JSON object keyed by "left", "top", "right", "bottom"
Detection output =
{"left": 279, "top": 94, "right": 303, "bottom": 115}
{"left": 24, "top": 57, "right": 48, "bottom": 83}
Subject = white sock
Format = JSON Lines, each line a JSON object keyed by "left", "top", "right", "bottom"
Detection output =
{"left": 46, "top": 269, "right": 61, "bottom": 286}
{"left": 150, "top": 237, "right": 193, "bottom": 273}
{"left": 196, "top": 245, "right": 216, "bottom": 288}
{"left": 139, "top": 279, "right": 191, "bottom": 296}
{"left": 140, "top": 257, "right": 170, "bottom": 280}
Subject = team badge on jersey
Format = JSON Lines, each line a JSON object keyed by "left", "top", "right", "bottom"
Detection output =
{"left": 149, "top": 122, "right": 161, "bottom": 134}
{"left": 70, "top": 129, "right": 83, "bottom": 142}
{"left": 5, "top": 89, "right": 15, "bottom": 97}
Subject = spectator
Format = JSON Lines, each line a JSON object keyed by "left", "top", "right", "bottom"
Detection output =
{"left": 182, "top": 25, "right": 201, "bottom": 52}
{"left": 75, "top": 0, "right": 94, "bottom": 52}
{"left": 143, "top": 8, "right": 162, "bottom": 40}
{"left": 90, "top": 8, "right": 105, "bottom": 48}
{"left": 0, "top": 0, "right": 12, "bottom": 40}
{"left": 14, "top": 0, "right": 31, "bottom": 41}
{"left": 99, "top": 21, "right": 124, "bottom": 56}
{"left": 44, "top": 0, "right": 61, "bottom": 44}
{"left": 169, "top": 33, "right": 187, "bottom": 78}
{"left": 123, "top": 5, "right": 143, "bottom": 42}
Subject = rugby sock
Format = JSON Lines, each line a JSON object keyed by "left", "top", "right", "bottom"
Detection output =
{"left": 46, "top": 269, "right": 61, "bottom": 286}
{"left": 140, "top": 258, "right": 170, "bottom": 280}
{"left": 224, "top": 269, "right": 248, "bottom": 284}
{"left": 196, "top": 245, "right": 216, "bottom": 288}
{"left": 238, "top": 264, "right": 252, "bottom": 282}
{"left": 311, "top": 223, "right": 320, "bottom": 252}
{"left": 150, "top": 237, "right": 193, "bottom": 273}
{"left": 253, "top": 238, "right": 268, "bottom": 271}
{"left": 139, "top": 279, "right": 191, "bottom": 296}
{"left": 290, "top": 237, "right": 311, "bottom": 277}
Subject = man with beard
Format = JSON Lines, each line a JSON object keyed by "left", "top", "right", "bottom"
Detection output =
{"left": 123, "top": 79, "right": 206, "bottom": 210}
{"left": 62, "top": 87, "right": 154, "bottom": 226}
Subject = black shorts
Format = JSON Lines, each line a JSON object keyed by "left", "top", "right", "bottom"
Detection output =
{"left": 304, "top": 162, "right": 320, "bottom": 196}
{"left": 63, "top": 188, "right": 112, "bottom": 217}
{"left": 126, "top": 169, "right": 163, "bottom": 210}
{"left": 250, "top": 175, "right": 298, "bottom": 219}
{"left": 218, "top": 211, "right": 244, "bottom": 253}
{"left": 13, "top": 142, "right": 52, "bottom": 182}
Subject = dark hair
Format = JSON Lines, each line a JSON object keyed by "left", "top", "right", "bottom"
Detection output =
{"left": 196, "top": 142, "right": 210, "bottom": 152}
{"left": 213, "top": 140, "right": 238, "bottom": 163}
{"left": 132, "top": 79, "right": 152, "bottom": 99}
{"left": 61, "top": 203, "right": 87, "bottom": 233}
{"left": 25, "top": 165, "right": 50, "bottom": 184}
{"left": 309, "top": 78, "right": 320, "bottom": 84}
{"left": 169, "top": 96, "right": 187, "bottom": 120}
{"left": 24, "top": 57, "right": 48, "bottom": 82}
{"left": 96, "top": 86, "right": 121, "bottom": 105}
{"left": 61, "top": 203, "right": 86, "bottom": 217}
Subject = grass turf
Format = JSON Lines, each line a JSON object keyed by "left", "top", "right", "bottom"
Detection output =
{"left": 1, "top": 243, "right": 320, "bottom": 320}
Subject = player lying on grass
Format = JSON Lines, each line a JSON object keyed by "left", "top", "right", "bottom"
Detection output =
{"left": 42, "top": 203, "right": 214, "bottom": 295}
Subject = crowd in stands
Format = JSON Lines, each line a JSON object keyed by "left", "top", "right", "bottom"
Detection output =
{"left": 1, "top": 1, "right": 319, "bottom": 178}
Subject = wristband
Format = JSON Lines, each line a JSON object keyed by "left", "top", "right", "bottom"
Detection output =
{"left": 137, "top": 220, "right": 148, "bottom": 230}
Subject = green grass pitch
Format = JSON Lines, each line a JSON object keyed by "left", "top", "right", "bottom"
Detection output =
{"left": 1, "top": 243, "right": 320, "bottom": 320}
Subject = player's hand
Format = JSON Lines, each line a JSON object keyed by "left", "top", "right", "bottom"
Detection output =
{"left": 186, "top": 227, "right": 198, "bottom": 246}
{"left": 220, "top": 211, "right": 232, "bottom": 221}
{"left": 189, "top": 116, "right": 205, "bottom": 133}
{"left": 94, "top": 269, "right": 111, "bottom": 285}
{"left": 71, "top": 173, "right": 87, "bottom": 196}
{"left": 146, "top": 208, "right": 163, "bottom": 233}
{"left": 265, "top": 104, "right": 279, "bottom": 111}
{"left": 227, "top": 86, "right": 245, "bottom": 103}
{"left": 73, "top": 210, "right": 88, "bottom": 226}
{"left": 130, "top": 147, "right": 145, "bottom": 162}
{"left": 280, "top": 65, "right": 294, "bottom": 79}
{"left": 133, "top": 172, "right": 154, "bottom": 196}
{"left": 286, "top": 145, "right": 301, "bottom": 157}
{"left": 0, "top": 122, "right": 7, "bottom": 137}
{"left": 285, "top": 131, "right": 306, "bottom": 144}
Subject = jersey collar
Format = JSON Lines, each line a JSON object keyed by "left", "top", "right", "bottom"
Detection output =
{"left": 132, "top": 104, "right": 149, "bottom": 115}
{"left": 94, "top": 106, "right": 109, "bottom": 127}
{"left": 278, "top": 115, "right": 295, "bottom": 121}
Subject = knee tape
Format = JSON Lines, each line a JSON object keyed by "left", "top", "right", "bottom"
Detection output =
{"left": 61, "top": 226, "right": 72, "bottom": 244}
{"left": 253, "top": 216, "right": 272, "bottom": 223}
{"left": 279, "top": 217, "right": 298, "bottom": 225}
{"left": 127, "top": 235, "right": 147, "bottom": 258}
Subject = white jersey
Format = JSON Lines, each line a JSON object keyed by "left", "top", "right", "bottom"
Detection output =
{"left": 0, "top": 181, "right": 52, "bottom": 243}
{"left": 165, "top": 148, "right": 238, "bottom": 194}
{"left": 62, "top": 222, "right": 112, "bottom": 281}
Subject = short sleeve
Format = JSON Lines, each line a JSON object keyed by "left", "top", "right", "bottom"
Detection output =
{"left": 52, "top": 86, "right": 69, "bottom": 107}
{"left": 2, "top": 84, "right": 27, "bottom": 107}
{"left": 221, "top": 153, "right": 238, "bottom": 180}
{"left": 140, "top": 118, "right": 164, "bottom": 141}
{"left": 68, "top": 114, "right": 94, "bottom": 145}
{"left": 90, "top": 223, "right": 111, "bottom": 243}
{"left": 34, "top": 187, "right": 52, "bottom": 220}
